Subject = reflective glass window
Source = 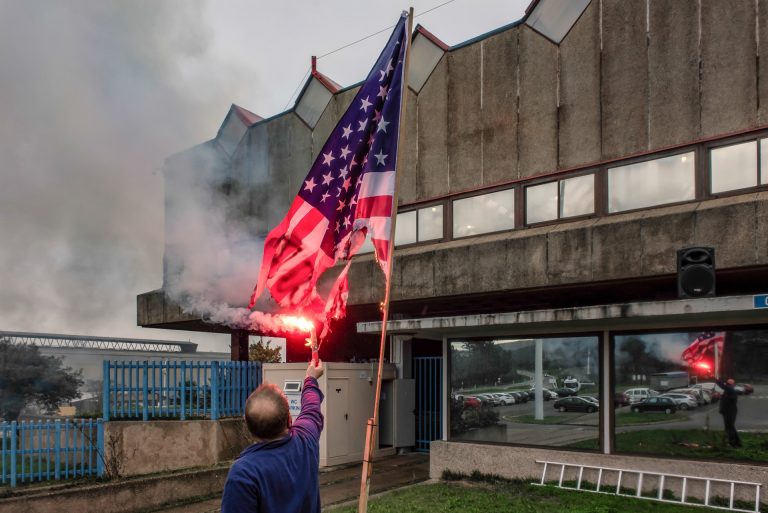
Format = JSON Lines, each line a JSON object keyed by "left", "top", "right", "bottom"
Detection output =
{"left": 450, "top": 336, "right": 600, "bottom": 449}
{"left": 408, "top": 33, "right": 445, "bottom": 93}
{"left": 710, "top": 141, "right": 758, "bottom": 194}
{"left": 613, "top": 329, "right": 768, "bottom": 463}
{"left": 526, "top": 182, "right": 558, "bottom": 224}
{"left": 394, "top": 211, "right": 416, "bottom": 246}
{"left": 560, "top": 174, "right": 595, "bottom": 218}
{"left": 608, "top": 152, "right": 695, "bottom": 213}
{"left": 295, "top": 78, "right": 333, "bottom": 128}
{"left": 761, "top": 139, "right": 768, "bottom": 185}
{"left": 452, "top": 189, "right": 515, "bottom": 237}
{"left": 418, "top": 205, "right": 443, "bottom": 241}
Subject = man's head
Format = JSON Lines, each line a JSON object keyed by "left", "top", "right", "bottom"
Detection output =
{"left": 244, "top": 383, "right": 291, "bottom": 441}
{"left": 726, "top": 378, "right": 735, "bottom": 386}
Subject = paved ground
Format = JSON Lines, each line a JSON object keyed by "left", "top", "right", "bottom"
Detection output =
{"left": 150, "top": 452, "right": 430, "bottom": 513}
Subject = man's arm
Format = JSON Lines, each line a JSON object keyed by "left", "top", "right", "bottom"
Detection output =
{"left": 292, "top": 360, "right": 325, "bottom": 440}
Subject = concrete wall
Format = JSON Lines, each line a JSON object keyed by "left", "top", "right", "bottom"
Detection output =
{"left": 105, "top": 418, "right": 250, "bottom": 477}
{"left": 144, "top": 1, "right": 768, "bottom": 325}
{"left": 431, "top": 440, "right": 768, "bottom": 504}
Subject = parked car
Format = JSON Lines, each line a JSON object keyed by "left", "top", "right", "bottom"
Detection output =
{"left": 659, "top": 392, "right": 697, "bottom": 410}
{"left": 630, "top": 396, "right": 677, "bottom": 414}
{"left": 624, "top": 388, "right": 659, "bottom": 404}
{"left": 673, "top": 387, "right": 707, "bottom": 406}
{"left": 581, "top": 396, "right": 600, "bottom": 405}
{"left": 529, "top": 387, "right": 558, "bottom": 400}
{"left": 553, "top": 396, "right": 598, "bottom": 413}
{"left": 474, "top": 394, "right": 499, "bottom": 406}
{"left": 555, "top": 387, "right": 578, "bottom": 397}
{"left": 614, "top": 392, "right": 630, "bottom": 407}
{"left": 510, "top": 391, "right": 528, "bottom": 403}
{"left": 463, "top": 396, "right": 481, "bottom": 409}
{"left": 493, "top": 393, "right": 516, "bottom": 405}
{"left": 691, "top": 382, "right": 722, "bottom": 401}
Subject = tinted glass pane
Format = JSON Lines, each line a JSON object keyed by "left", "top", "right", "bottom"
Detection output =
{"left": 295, "top": 78, "right": 332, "bottom": 128}
{"left": 408, "top": 33, "right": 445, "bottom": 93}
{"left": 450, "top": 336, "right": 600, "bottom": 449}
{"left": 614, "top": 329, "right": 768, "bottom": 462}
{"left": 525, "top": 0, "right": 591, "bottom": 43}
{"left": 608, "top": 152, "right": 695, "bottom": 213}
{"left": 560, "top": 174, "right": 595, "bottom": 218}
{"left": 453, "top": 189, "right": 515, "bottom": 237}
{"left": 526, "top": 182, "right": 558, "bottom": 224}
{"left": 394, "top": 211, "right": 416, "bottom": 246}
{"left": 761, "top": 139, "right": 768, "bottom": 185}
{"left": 711, "top": 141, "right": 757, "bottom": 193}
{"left": 418, "top": 205, "right": 443, "bottom": 241}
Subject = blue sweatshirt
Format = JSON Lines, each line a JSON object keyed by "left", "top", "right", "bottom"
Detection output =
{"left": 221, "top": 376, "right": 324, "bottom": 513}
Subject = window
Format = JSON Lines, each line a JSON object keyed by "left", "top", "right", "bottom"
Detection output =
{"left": 710, "top": 141, "right": 758, "bottom": 194}
{"left": 608, "top": 152, "right": 695, "bottom": 213}
{"left": 526, "top": 174, "right": 595, "bottom": 224}
{"left": 417, "top": 205, "right": 443, "bottom": 241}
{"left": 394, "top": 211, "right": 416, "bottom": 246}
{"left": 762, "top": 139, "right": 768, "bottom": 185}
{"left": 295, "top": 78, "right": 333, "bottom": 128}
{"left": 408, "top": 31, "right": 445, "bottom": 93}
{"left": 453, "top": 189, "right": 515, "bottom": 238}
{"left": 357, "top": 206, "right": 442, "bottom": 254}
{"left": 613, "top": 328, "right": 768, "bottom": 462}
{"left": 450, "top": 335, "right": 600, "bottom": 449}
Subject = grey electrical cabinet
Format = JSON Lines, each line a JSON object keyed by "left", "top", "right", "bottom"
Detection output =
{"left": 263, "top": 362, "right": 397, "bottom": 467}
{"left": 379, "top": 379, "right": 415, "bottom": 448}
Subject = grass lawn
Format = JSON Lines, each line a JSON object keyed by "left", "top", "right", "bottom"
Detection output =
{"left": 566, "top": 430, "right": 768, "bottom": 462}
{"left": 331, "top": 478, "right": 734, "bottom": 513}
{"left": 615, "top": 411, "right": 689, "bottom": 426}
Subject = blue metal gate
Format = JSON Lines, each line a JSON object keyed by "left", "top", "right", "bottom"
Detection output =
{"left": 414, "top": 356, "right": 442, "bottom": 452}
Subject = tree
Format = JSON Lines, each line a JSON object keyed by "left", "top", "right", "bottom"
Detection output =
{"left": 0, "top": 339, "right": 83, "bottom": 421}
{"left": 248, "top": 338, "right": 282, "bottom": 363}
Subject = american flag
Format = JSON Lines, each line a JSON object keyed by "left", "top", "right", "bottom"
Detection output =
{"left": 681, "top": 332, "right": 725, "bottom": 363}
{"left": 249, "top": 13, "right": 409, "bottom": 323}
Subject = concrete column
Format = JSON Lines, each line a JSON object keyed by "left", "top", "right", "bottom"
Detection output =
{"left": 442, "top": 336, "right": 448, "bottom": 441}
{"left": 535, "top": 339, "right": 543, "bottom": 420}
{"left": 601, "top": 330, "right": 611, "bottom": 455}
{"left": 230, "top": 330, "right": 249, "bottom": 361}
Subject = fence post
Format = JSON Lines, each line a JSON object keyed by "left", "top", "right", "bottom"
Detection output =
{"left": 142, "top": 361, "right": 149, "bottom": 421}
{"left": 102, "top": 360, "right": 110, "bottom": 421}
{"left": 10, "top": 421, "right": 16, "bottom": 488}
{"left": 54, "top": 420, "right": 61, "bottom": 481}
{"left": 180, "top": 361, "right": 187, "bottom": 421}
{"left": 211, "top": 361, "right": 219, "bottom": 421}
{"left": 96, "top": 419, "right": 104, "bottom": 477}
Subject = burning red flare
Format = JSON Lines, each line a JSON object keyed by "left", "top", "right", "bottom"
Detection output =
{"left": 695, "top": 361, "right": 711, "bottom": 371}
{"left": 281, "top": 315, "right": 315, "bottom": 333}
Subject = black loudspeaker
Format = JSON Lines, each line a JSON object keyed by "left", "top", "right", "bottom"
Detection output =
{"left": 677, "top": 247, "right": 716, "bottom": 298}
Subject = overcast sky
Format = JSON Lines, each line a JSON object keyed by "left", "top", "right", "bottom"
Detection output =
{"left": 0, "top": 0, "right": 528, "bottom": 352}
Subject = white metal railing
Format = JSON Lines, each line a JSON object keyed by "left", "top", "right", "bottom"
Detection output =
{"left": 534, "top": 460, "right": 762, "bottom": 513}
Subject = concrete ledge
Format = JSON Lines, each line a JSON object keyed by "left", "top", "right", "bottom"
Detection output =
{"left": 0, "top": 465, "right": 229, "bottom": 513}
{"left": 430, "top": 441, "right": 768, "bottom": 503}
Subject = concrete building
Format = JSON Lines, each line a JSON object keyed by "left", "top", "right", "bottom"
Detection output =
{"left": 139, "top": 0, "right": 768, "bottom": 501}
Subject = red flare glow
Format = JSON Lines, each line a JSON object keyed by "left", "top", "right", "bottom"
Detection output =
{"left": 281, "top": 315, "right": 315, "bottom": 333}
{"left": 695, "top": 361, "right": 711, "bottom": 371}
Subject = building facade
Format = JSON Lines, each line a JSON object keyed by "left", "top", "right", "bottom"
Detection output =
{"left": 139, "top": 0, "right": 768, "bottom": 499}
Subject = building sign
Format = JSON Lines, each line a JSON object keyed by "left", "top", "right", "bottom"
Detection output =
{"left": 754, "top": 294, "right": 768, "bottom": 309}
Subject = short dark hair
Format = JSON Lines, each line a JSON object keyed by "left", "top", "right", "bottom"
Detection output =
{"left": 244, "top": 383, "right": 290, "bottom": 440}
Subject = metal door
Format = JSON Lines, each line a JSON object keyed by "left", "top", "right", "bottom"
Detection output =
{"left": 414, "top": 356, "right": 442, "bottom": 452}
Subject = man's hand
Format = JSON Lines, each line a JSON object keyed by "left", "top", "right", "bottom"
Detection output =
{"left": 307, "top": 359, "right": 324, "bottom": 380}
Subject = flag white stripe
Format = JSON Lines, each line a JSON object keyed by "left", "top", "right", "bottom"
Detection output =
{"left": 358, "top": 171, "right": 395, "bottom": 199}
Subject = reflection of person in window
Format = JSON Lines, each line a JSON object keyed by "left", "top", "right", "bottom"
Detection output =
{"left": 716, "top": 377, "right": 741, "bottom": 448}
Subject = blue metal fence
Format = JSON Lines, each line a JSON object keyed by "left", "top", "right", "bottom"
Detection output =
{"left": 414, "top": 356, "right": 443, "bottom": 452}
{"left": 1, "top": 419, "right": 103, "bottom": 487}
{"left": 102, "top": 360, "right": 262, "bottom": 421}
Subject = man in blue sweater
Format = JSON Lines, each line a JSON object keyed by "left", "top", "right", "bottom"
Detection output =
{"left": 221, "top": 359, "right": 325, "bottom": 513}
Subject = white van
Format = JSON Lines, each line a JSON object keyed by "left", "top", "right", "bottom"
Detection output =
{"left": 624, "top": 388, "right": 659, "bottom": 404}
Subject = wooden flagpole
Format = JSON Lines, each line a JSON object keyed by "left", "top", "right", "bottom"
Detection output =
{"left": 358, "top": 8, "right": 414, "bottom": 513}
